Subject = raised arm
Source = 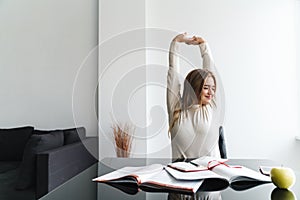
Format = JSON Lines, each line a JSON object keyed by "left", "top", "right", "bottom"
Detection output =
{"left": 188, "top": 36, "right": 216, "bottom": 72}
{"left": 167, "top": 38, "right": 181, "bottom": 122}
{"left": 199, "top": 42, "right": 215, "bottom": 71}
{"left": 167, "top": 33, "right": 195, "bottom": 123}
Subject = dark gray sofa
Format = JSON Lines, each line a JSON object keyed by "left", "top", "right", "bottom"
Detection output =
{"left": 0, "top": 126, "right": 98, "bottom": 200}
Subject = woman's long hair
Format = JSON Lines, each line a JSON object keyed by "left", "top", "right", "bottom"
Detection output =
{"left": 169, "top": 69, "right": 216, "bottom": 132}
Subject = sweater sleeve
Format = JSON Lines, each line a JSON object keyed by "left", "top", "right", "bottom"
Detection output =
{"left": 167, "top": 40, "right": 181, "bottom": 123}
{"left": 199, "top": 42, "right": 216, "bottom": 73}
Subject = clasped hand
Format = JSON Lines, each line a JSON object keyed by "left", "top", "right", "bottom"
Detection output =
{"left": 173, "top": 32, "right": 205, "bottom": 45}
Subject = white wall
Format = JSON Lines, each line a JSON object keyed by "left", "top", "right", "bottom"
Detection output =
{"left": 296, "top": 1, "right": 300, "bottom": 141}
{"left": 146, "top": 0, "right": 300, "bottom": 170}
{"left": 99, "top": 0, "right": 147, "bottom": 158}
{"left": 0, "top": 0, "right": 98, "bottom": 136}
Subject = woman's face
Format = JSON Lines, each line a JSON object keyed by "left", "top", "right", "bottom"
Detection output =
{"left": 200, "top": 76, "right": 215, "bottom": 105}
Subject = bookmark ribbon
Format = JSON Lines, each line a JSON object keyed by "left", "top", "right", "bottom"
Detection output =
{"left": 207, "top": 160, "right": 242, "bottom": 170}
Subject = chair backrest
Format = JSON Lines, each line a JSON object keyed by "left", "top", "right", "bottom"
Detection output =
{"left": 218, "top": 126, "right": 227, "bottom": 159}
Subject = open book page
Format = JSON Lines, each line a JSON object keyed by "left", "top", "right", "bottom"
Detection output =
{"left": 190, "top": 156, "right": 271, "bottom": 183}
{"left": 212, "top": 164, "right": 271, "bottom": 183}
{"left": 92, "top": 164, "right": 164, "bottom": 184}
{"left": 165, "top": 166, "right": 226, "bottom": 181}
{"left": 140, "top": 169, "right": 204, "bottom": 193}
{"left": 191, "top": 156, "right": 228, "bottom": 167}
{"left": 167, "top": 162, "right": 207, "bottom": 172}
{"left": 164, "top": 167, "right": 229, "bottom": 191}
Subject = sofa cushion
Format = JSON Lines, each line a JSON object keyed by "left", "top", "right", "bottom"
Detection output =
{"left": 0, "top": 167, "right": 35, "bottom": 200}
{"left": 15, "top": 130, "right": 64, "bottom": 190}
{"left": 34, "top": 129, "right": 61, "bottom": 135}
{"left": 63, "top": 127, "right": 86, "bottom": 145}
{"left": 0, "top": 126, "right": 34, "bottom": 161}
{"left": 0, "top": 161, "right": 20, "bottom": 174}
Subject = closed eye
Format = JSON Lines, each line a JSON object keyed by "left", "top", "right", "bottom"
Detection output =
{"left": 203, "top": 85, "right": 216, "bottom": 91}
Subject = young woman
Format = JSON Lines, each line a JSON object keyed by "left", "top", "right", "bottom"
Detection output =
{"left": 167, "top": 33, "right": 224, "bottom": 159}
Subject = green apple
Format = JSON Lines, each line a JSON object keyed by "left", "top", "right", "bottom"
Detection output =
{"left": 270, "top": 167, "right": 296, "bottom": 189}
{"left": 271, "top": 188, "right": 296, "bottom": 200}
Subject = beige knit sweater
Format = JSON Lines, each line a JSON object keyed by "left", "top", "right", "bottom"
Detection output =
{"left": 167, "top": 40, "right": 222, "bottom": 159}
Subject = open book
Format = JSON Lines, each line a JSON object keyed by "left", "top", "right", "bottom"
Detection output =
{"left": 167, "top": 157, "right": 271, "bottom": 191}
{"left": 93, "top": 164, "right": 207, "bottom": 194}
{"left": 93, "top": 157, "right": 271, "bottom": 194}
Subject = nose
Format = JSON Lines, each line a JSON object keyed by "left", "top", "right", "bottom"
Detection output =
{"left": 208, "top": 88, "right": 214, "bottom": 95}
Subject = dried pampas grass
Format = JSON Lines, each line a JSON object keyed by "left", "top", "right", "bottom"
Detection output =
{"left": 112, "top": 123, "right": 135, "bottom": 157}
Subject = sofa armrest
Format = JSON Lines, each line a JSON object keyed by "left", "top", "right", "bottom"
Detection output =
{"left": 36, "top": 137, "right": 98, "bottom": 199}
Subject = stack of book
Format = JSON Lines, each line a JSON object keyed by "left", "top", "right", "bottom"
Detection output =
{"left": 92, "top": 157, "right": 271, "bottom": 194}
